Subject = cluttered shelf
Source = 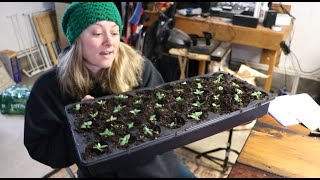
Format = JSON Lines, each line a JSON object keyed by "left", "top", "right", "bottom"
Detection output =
{"left": 143, "top": 9, "right": 293, "bottom": 92}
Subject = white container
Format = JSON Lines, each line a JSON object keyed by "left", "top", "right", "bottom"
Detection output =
{"left": 259, "top": 2, "right": 269, "bottom": 24}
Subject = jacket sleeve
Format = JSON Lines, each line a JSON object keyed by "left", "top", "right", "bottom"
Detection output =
{"left": 140, "top": 58, "right": 164, "bottom": 88}
{"left": 24, "top": 72, "right": 76, "bottom": 168}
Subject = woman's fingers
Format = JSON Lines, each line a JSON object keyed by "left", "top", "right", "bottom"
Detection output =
{"left": 81, "top": 95, "right": 95, "bottom": 102}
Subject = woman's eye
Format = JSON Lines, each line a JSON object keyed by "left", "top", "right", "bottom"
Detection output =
{"left": 93, "top": 33, "right": 102, "bottom": 36}
{"left": 111, "top": 32, "right": 119, "bottom": 36}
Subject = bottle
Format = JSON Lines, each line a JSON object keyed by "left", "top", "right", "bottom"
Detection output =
{"left": 259, "top": 2, "right": 269, "bottom": 24}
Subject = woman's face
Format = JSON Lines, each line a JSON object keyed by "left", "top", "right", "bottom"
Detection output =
{"left": 79, "top": 20, "right": 120, "bottom": 74}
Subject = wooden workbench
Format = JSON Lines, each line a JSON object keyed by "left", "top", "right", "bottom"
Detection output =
{"left": 228, "top": 114, "right": 320, "bottom": 178}
{"left": 143, "top": 10, "right": 293, "bottom": 92}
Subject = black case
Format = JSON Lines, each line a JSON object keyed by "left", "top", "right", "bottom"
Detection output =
{"left": 232, "top": 14, "right": 258, "bottom": 28}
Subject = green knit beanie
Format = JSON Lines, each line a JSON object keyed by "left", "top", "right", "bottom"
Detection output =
{"left": 61, "top": 2, "right": 123, "bottom": 44}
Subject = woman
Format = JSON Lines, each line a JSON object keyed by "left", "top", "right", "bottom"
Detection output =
{"left": 24, "top": 2, "right": 195, "bottom": 178}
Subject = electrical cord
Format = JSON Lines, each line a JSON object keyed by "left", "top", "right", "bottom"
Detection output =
{"left": 280, "top": 41, "right": 320, "bottom": 74}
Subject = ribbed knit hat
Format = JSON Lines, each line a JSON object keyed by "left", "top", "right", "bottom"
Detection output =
{"left": 62, "top": 2, "right": 123, "bottom": 44}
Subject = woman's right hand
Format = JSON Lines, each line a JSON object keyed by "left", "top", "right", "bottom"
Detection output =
{"left": 81, "top": 95, "right": 95, "bottom": 102}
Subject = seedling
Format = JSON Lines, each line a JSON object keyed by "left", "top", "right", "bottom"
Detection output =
{"left": 149, "top": 115, "right": 157, "bottom": 122}
{"left": 129, "top": 109, "right": 141, "bottom": 116}
{"left": 96, "top": 100, "right": 106, "bottom": 105}
{"left": 99, "top": 128, "right": 114, "bottom": 137}
{"left": 174, "top": 89, "right": 184, "bottom": 93}
{"left": 175, "top": 96, "right": 184, "bottom": 102}
{"left": 106, "top": 115, "right": 117, "bottom": 122}
{"left": 188, "top": 111, "right": 203, "bottom": 121}
{"left": 196, "top": 83, "right": 203, "bottom": 89}
{"left": 127, "top": 122, "right": 134, "bottom": 129}
{"left": 81, "top": 121, "right": 92, "bottom": 129}
{"left": 154, "top": 103, "right": 163, "bottom": 109}
{"left": 93, "top": 143, "right": 108, "bottom": 152}
{"left": 192, "top": 101, "right": 205, "bottom": 107}
{"left": 234, "top": 94, "right": 242, "bottom": 103}
{"left": 181, "top": 82, "right": 187, "bottom": 85}
{"left": 251, "top": 91, "right": 262, "bottom": 99}
{"left": 143, "top": 126, "right": 153, "bottom": 136}
{"left": 212, "top": 103, "right": 220, "bottom": 108}
{"left": 193, "top": 89, "right": 204, "bottom": 95}
{"left": 169, "top": 122, "right": 176, "bottom": 128}
{"left": 113, "top": 104, "right": 126, "bottom": 113}
{"left": 75, "top": 103, "right": 81, "bottom": 111}
{"left": 231, "top": 82, "right": 240, "bottom": 88}
{"left": 213, "top": 94, "right": 220, "bottom": 100}
{"left": 134, "top": 99, "right": 143, "bottom": 104}
{"left": 119, "top": 134, "right": 130, "bottom": 146}
{"left": 155, "top": 91, "right": 165, "bottom": 100}
{"left": 218, "top": 86, "right": 223, "bottom": 91}
{"left": 213, "top": 74, "right": 223, "bottom": 84}
{"left": 89, "top": 111, "right": 98, "bottom": 119}
{"left": 235, "top": 88, "right": 243, "bottom": 94}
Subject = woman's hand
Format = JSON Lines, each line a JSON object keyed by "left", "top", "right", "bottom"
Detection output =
{"left": 81, "top": 95, "right": 95, "bottom": 102}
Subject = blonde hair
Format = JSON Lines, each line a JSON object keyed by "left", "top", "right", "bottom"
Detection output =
{"left": 57, "top": 40, "right": 144, "bottom": 100}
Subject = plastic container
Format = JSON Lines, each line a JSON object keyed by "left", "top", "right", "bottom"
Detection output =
{"left": 65, "top": 71, "right": 275, "bottom": 176}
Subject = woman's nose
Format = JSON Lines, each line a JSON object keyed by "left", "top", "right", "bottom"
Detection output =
{"left": 102, "top": 33, "right": 112, "bottom": 46}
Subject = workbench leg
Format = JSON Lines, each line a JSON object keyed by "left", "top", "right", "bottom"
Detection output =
{"left": 178, "top": 56, "right": 187, "bottom": 80}
{"left": 198, "top": 61, "right": 206, "bottom": 75}
{"left": 263, "top": 49, "right": 279, "bottom": 92}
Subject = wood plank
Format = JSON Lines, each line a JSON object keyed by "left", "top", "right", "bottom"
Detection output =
{"left": 228, "top": 163, "right": 283, "bottom": 178}
{"left": 237, "top": 123, "right": 320, "bottom": 178}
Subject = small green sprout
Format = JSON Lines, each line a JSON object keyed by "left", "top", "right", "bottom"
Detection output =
{"left": 149, "top": 115, "right": 157, "bottom": 122}
{"left": 155, "top": 91, "right": 166, "bottom": 100}
{"left": 213, "top": 74, "right": 223, "bottom": 84}
{"left": 113, "top": 104, "right": 126, "bottom": 113}
{"left": 195, "top": 78, "right": 202, "bottom": 81}
{"left": 234, "top": 94, "right": 242, "bottom": 103}
{"left": 89, "top": 111, "right": 98, "bottom": 118}
{"left": 99, "top": 128, "right": 114, "bottom": 137}
{"left": 127, "top": 122, "right": 134, "bottom": 129}
{"left": 251, "top": 91, "right": 262, "bottom": 99}
{"left": 235, "top": 88, "right": 243, "bottom": 94}
{"left": 143, "top": 126, "right": 153, "bottom": 136}
{"left": 196, "top": 83, "right": 203, "bottom": 89}
{"left": 188, "top": 111, "right": 203, "bottom": 121}
{"left": 181, "top": 82, "right": 187, "bottom": 85}
{"left": 130, "top": 109, "right": 141, "bottom": 116}
{"left": 175, "top": 96, "right": 184, "bottom": 102}
{"left": 213, "top": 94, "right": 220, "bottom": 100}
{"left": 93, "top": 143, "right": 108, "bottom": 152}
{"left": 192, "top": 101, "right": 205, "bottom": 107}
{"left": 154, "top": 103, "right": 163, "bottom": 109}
{"left": 193, "top": 89, "right": 204, "bottom": 95}
{"left": 106, "top": 115, "right": 117, "bottom": 122}
{"left": 169, "top": 122, "right": 176, "bottom": 128}
{"left": 218, "top": 86, "right": 223, "bottom": 91}
{"left": 174, "top": 89, "right": 184, "bottom": 93}
{"left": 134, "top": 99, "right": 143, "bottom": 104}
{"left": 115, "top": 94, "right": 128, "bottom": 99}
{"left": 119, "top": 134, "right": 130, "bottom": 146}
{"left": 81, "top": 121, "right": 92, "bottom": 129}
{"left": 75, "top": 103, "right": 81, "bottom": 111}
{"left": 96, "top": 100, "right": 106, "bottom": 105}
{"left": 212, "top": 103, "right": 220, "bottom": 108}
{"left": 231, "top": 82, "right": 240, "bottom": 88}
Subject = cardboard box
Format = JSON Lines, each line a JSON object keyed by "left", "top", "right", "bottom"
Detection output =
{"left": 0, "top": 50, "right": 21, "bottom": 83}
{"left": 0, "top": 61, "right": 15, "bottom": 93}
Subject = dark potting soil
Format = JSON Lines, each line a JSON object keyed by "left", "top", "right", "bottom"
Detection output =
{"left": 66, "top": 72, "right": 269, "bottom": 161}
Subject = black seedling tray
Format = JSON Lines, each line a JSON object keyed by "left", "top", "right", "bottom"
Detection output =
{"left": 65, "top": 71, "right": 275, "bottom": 176}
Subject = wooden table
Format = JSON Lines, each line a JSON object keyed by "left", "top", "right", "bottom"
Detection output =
{"left": 143, "top": 10, "right": 293, "bottom": 92}
{"left": 228, "top": 114, "right": 320, "bottom": 178}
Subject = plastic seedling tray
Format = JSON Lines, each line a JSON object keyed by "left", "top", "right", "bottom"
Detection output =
{"left": 65, "top": 71, "right": 275, "bottom": 176}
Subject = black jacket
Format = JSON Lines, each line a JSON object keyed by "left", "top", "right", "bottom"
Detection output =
{"left": 24, "top": 58, "right": 183, "bottom": 177}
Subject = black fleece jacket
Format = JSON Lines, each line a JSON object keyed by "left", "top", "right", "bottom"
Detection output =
{"left": 24, "top": 59, "right": 182, "bottom": 177}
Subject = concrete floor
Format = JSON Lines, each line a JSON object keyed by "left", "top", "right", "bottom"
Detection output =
{"left": 0, "top": 69, "right": 254, "bottom": 178}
